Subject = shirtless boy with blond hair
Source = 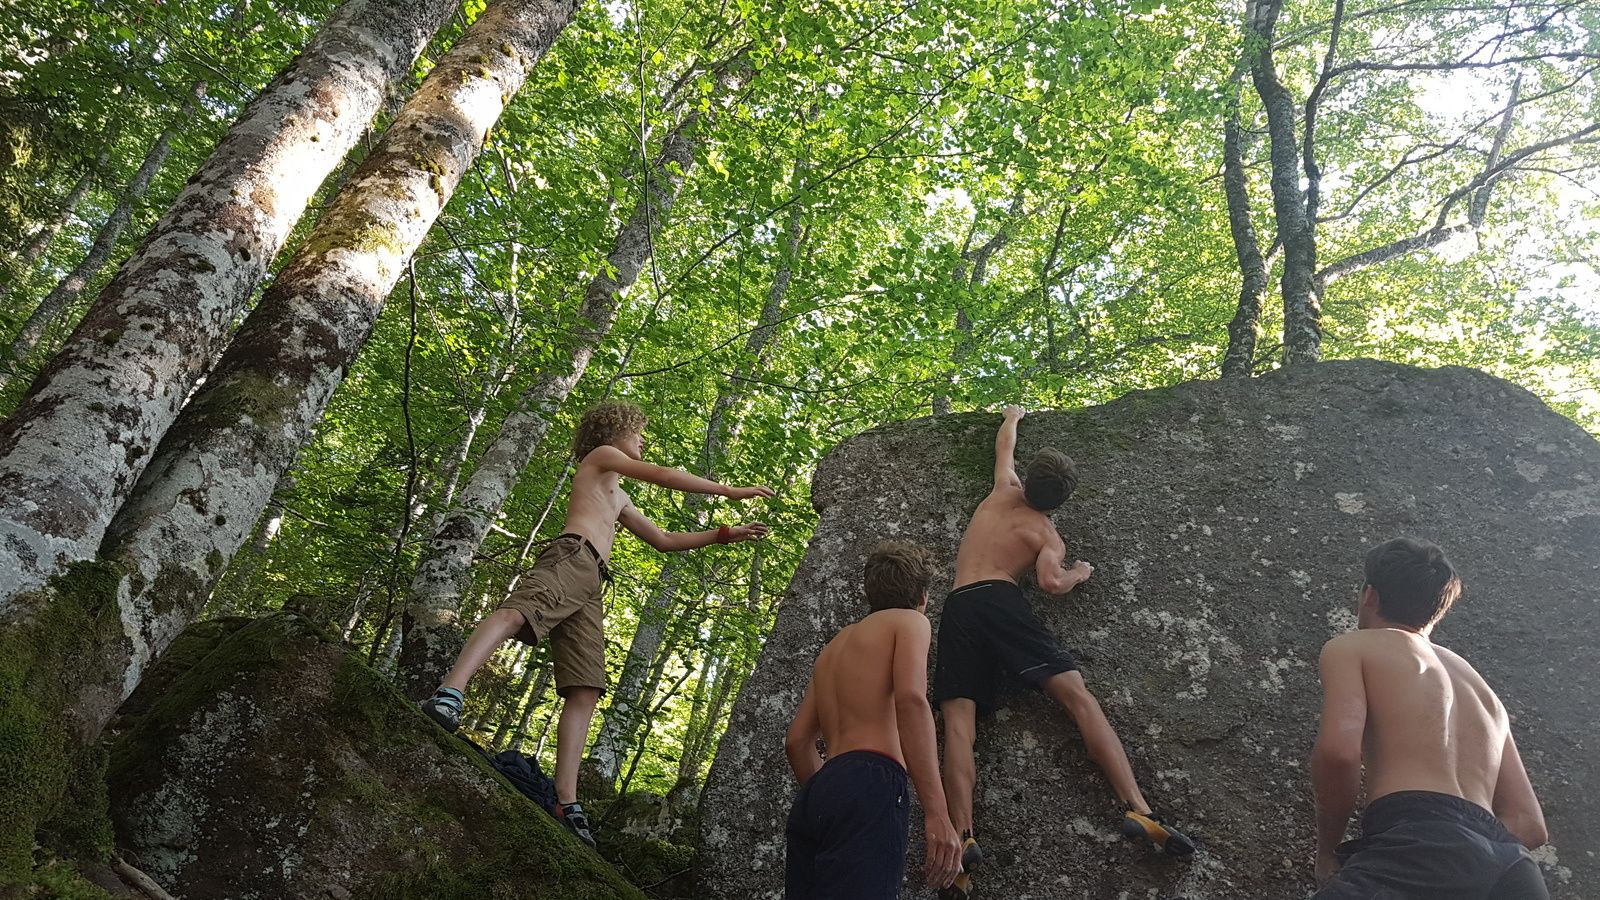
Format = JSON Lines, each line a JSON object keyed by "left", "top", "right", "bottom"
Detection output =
{"left": 1312, "top": 537, "right": 1548, "bottom": 899}
{"left": 420, "top": 401, "right": 772, "bottom": 847}
{"left": 784, "top": 541, "right": 963, "bottom": 898}
{"left": 933, "top": 405, "right": 1193, "bottom": 899}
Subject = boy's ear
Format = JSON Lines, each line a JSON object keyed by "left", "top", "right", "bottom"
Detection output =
{"left": 918, "top": 590, "right": 929, "bottom": 613}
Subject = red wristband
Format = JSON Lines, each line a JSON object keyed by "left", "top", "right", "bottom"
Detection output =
{"left": 717, "top": 524, "right": 733, "bottom": 544}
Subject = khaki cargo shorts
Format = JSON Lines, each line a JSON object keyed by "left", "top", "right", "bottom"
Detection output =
{"left": 498, "top": 534, "right": 607, "bottom": 696}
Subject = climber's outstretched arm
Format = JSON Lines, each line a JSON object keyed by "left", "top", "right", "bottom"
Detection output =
{"left": 619, "top": 503, "right": 769, "bottom": 552}
{"left": 993, "top": 405, "right": 1024, "bottom": 489}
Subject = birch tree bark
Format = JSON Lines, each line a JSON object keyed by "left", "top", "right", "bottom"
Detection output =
{"left": 0, "top": 85, "right": 204, "bottom": 394}
{"left": 0, "top": 146, "right": 108, "bottom": 308}
{"left": 585, "top": 192, "right": 802, "bottom": 785}
{"left": 86, "top": 0, "right": 580, "bottom": 741}
{"left": 0, "top": 0, "right": 457, "bottom": 605}
{"left": 398, "top": 59, "right": 749, "bottom": 698}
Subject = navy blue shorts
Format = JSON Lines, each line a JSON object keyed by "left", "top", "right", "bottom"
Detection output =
{"left": 931, "top": 579, "right": 1078, "bottom": 714}
{"left": 785, "top": 750, "right": 909, "bottom": 899}
{"left": 1315, "top": 791, "right": 1548, "bottom": 900}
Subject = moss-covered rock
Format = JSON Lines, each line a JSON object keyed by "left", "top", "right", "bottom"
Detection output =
{"left": 107, "top": 614, "right": 643, "bottom": 899}
{"left": 0, "top": 560, "right": 128, "bottom": 884}
{"left": 594, "top": 830, "right": 693, "bottom": 900}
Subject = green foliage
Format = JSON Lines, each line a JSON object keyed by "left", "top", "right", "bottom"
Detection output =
{"left": 2, "top": 0, "right": 1596, "bottom": 824}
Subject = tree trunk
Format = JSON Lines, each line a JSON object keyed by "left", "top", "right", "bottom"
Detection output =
{"left": 0, "top": 146, "right": 108, "bottom": 307}
{"left": 213, "top": 475, "right": 292, "bottom": 617}
{"left": 673, "top": 545, "right": 761, "bottom": 803}
{"left": 585, "top": 195, "right": 803, "bottom": 784}
{"left": 84, "top": 0, "right": 578, "bottom": 745}
{"left": 0, "top": 0, "right": 458, "bottom": 606}
{"left": 0, "top": 87, "right": 203, "bottom": 394}
{"left": 428, "top": 366, "right": 507, "bottom": 529}
{"left": 1246, "top": 0, "right": 1320, "bottom": 366}
{"left": 493, "top": 657, "right": 550, "bottom": 750}
{"left": 509, "top": 662, "right": 554, "bottom": 752}
{"left": 1220, "top": 75, "right": 1270, "bottom": 379}
{"left": 469, "top": 644, "right": 530, "bottom": 732}
{"left": 398, "top": 60, "right": 748, "bottom": 699}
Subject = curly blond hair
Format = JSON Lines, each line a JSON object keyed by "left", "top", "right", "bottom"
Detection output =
{"left": 573, "top": 401, "right": 647, "bottom": 460}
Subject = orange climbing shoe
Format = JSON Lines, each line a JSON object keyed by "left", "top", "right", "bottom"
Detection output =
{"left": 1121, "top": 810, "right": 1196, "bottom": 857}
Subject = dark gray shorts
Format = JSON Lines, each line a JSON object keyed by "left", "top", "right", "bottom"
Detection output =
{"left": 1315, "top": 791, "right": 1548, "bottom": 900}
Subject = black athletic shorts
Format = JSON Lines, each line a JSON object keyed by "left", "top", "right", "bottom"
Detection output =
{"left": 785, "top": 750, "right": 909, "bottom": 900}
{"left": 930, "top": 579, "right": 1079, "bottom": 714}
{"left": 1315, "top": 791, "right": 1548, "bottom": 900}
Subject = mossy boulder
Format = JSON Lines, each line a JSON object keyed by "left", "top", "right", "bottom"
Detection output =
{"left": 106, "top": 614, "right": 643, "bottom": 899}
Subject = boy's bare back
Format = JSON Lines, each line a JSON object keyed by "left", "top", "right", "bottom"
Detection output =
{"left": 954, "top": 487, "right": 1052, "bottom": 587}
{"left": 808, "top": 609, "right": 928, "bottom": 764}
{"left": 1324, "top": 629, "right": 1512, "bottom": 810}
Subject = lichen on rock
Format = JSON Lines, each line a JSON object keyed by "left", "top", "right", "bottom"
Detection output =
{"left": 701, "top": 361, "right": 1600, "bottom": 899}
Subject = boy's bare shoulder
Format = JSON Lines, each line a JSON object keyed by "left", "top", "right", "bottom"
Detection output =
{"left": 1321, "top": 629, "right": 1374, "bottom": 657}
{"left": 881, "top": 608, "right": 930, "bottom": 638}
{"left": 580, "top": 444, "right": 625, "bottom": 469}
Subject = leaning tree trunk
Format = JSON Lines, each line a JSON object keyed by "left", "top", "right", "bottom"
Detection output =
{"left": 1245, "top": 0, "right": 1320, "bottom": 367}
{"left": 0, "top": 86, "right": 204, "bottom": 394}
{"left": 1220, "top": 73, "right": 1270, "bottom": 379}
{"left": 0, "top": 146, "right": 108, "bottom": 307}
{"left": 585, "top": 190, "right": 803, "bottom": 784}
{"left": 212, "top": 474, "right": 293, "bottom": 618}
{"left": 0, "top": 0, "right": 457, "bottom": 606}
{"left": 397, "top": 60, "right": 748, "bottom": 699}
{"left": 90, "top": 0, "right": 579, "bottom": 741}
{"left": 0, "top": 0, "right": 571, "bottom": 877}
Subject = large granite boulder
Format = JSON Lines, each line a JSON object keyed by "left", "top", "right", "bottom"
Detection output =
{"left": 107, "top": 613, "right": 644, "bottom": 899}
{"left": 700, "top": 361, "right": 1599, "bottom": 899}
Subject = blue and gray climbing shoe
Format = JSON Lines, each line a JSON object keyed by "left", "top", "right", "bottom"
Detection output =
{"left": 419, "top": 686, "right": 464, "bottom": 733}
{"left": 560, "top": 802, "right": 598, "bottom": 849}
{"left": 1122, "top": 810, "right": 1196, "bottom": 857}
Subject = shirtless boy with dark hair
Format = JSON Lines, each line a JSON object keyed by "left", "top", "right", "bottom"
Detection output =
{"left": 934, "top": 405, "right": 1193, "bottom": 899}
{"left": 1312, "top": 537, "right": 1549, "bottom": 899}
{"left": 785, "top": 541, "right": 963, "bottom": 899}
{"left": 419, "top": 401, "right": 773, "bottom": 847}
